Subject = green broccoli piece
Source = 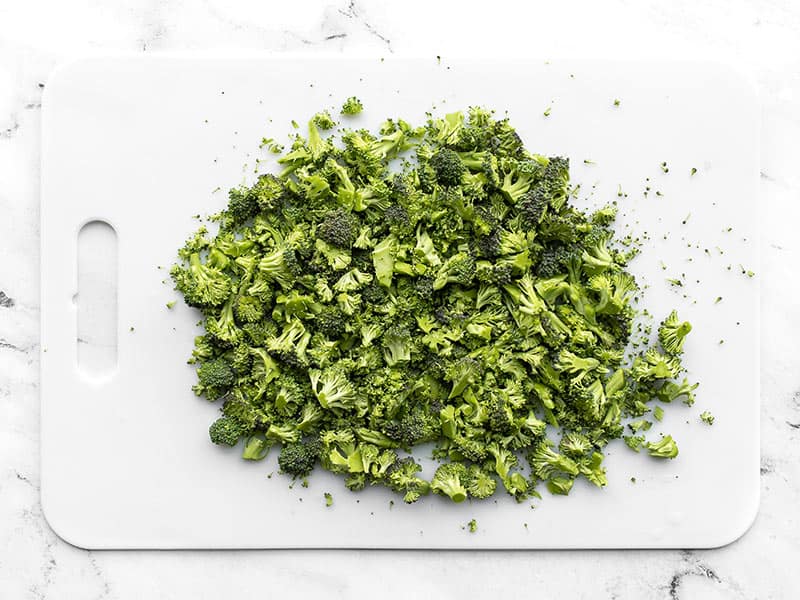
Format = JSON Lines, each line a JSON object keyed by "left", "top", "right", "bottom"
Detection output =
{"left": 658, "top": 310, "right": 692, "bottom": 355}
{"left": 430, "top": 148, "right": 465, "bottom": 187}
{"left": 645, "top": 435, "right": 679, "bottom": 459}
{"left": 318, "top": 209, "right": 359, "bottom": 248}
{"left": 279, "top": 439, "right": 322, "bottom": 477}
{"left": 340, "top": 96, "right": 364, "bottom": 115}
{"left": 431, "top": 462, "right": 469, "bottom": 503}
{"left": 209, "top": 416, "right": 248, "bottom": 447}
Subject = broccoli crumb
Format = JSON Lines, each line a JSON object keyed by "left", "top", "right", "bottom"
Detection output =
{"left": 613, "top": 98, "right": 621, "bottom": 106}
{"left": 690, "top": 167, "right": 697, "bottom": 176}
{"left": 324, "top": 492, "right": 333, "bottom": 507}
{"left": 467, "top": 518, "right": 478, "bottom": 533}
{"left": 630, "top": 477, "right": 637, "bottom": 484}
{"left": 166, "top": 301, "right": 176, "bottom": 309}
{"left": 543, "top": 106, "right": 552, "bottom": 117}
{"left": 660, "top": 162, "right": 669, "bottom": 173}
{"left": 700, "top": 411, "right": 715, "bottom": 425}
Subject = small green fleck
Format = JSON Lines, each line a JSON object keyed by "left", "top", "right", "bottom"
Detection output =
{"left": 290, "top": 120, "right": 299, "bottom": 129}
{"left": 543, "top": 106, "right": 552, "bottom": 117}
{"left": 301, "top": 478, "right": 309, "bottom": 488}
{"left": 129, "top": 326, "right": 135, "bottom": 332}
{"left": 682, "top": 213, "right": 691, "bottom": 225}
{"left": 690, "top": 167, "right": 697, "bottom": 176}
{"left": 667, "top": 278, "right": 683, "bottom": 287}
{"left": 653, "top": 406, "right": 664, "bottom": 421}
{"left": 324, "top": 492, "right": 333, "bottom": 507}
{"left": 630, "top": 477, "right": 637, "bottom": 484}
{"left": 166, "top": 301, "right": 176, "bottom": 309}
{"left": 613, "top": 98, "right": 621, "bottom": 106}
{"left": 718, "top": 339, "right": 724, "bottom": 345}
{"left": 700, "top": 411, "right": 715, "bottom": 425}
{"left": 714, "top": 297, "right": 722, "bottom": 304}
{"left": 583, "top": 159, "right": 595, "bottom": 165}
{"left": 660, "top": 162, "right": 669, "bottom": 173}
{"left": 467, "top": 518, "right": 478, "bottom": 533}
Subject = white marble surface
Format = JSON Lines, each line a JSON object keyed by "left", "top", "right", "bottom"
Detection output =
{"left": 1, "top": 1, "right": 799, "bottom": 597}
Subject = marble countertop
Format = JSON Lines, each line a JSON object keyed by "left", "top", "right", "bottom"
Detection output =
{"left": 1, "top": 1, "right": 798, "bottom": 598}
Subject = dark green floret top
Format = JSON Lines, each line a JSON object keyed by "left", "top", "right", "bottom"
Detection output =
{"left": 171, "top": 103, "right": 699, "bottom": 504}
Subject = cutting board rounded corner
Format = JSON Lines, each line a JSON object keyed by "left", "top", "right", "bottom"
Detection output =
{"left": 704, "top": 483, "right": 760, "bottom": 549}
{"left": 40, "top": 492, "right": 96, "bottom": 551}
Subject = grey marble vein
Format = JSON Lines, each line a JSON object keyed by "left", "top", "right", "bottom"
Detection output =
{"left": 0, "top": 291, "right": 14, "bottom": 308}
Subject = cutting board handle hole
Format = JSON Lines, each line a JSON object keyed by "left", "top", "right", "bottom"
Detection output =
{"left": 77, "top": 220, "right": 118, "bottom": 379}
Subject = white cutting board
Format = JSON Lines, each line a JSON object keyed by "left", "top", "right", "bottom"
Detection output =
{"left": 40, "top": 57, "right": 759, "bottom": 549}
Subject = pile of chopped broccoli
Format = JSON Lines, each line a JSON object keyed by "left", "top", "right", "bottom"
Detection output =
{"left": 171, "top": 103, "right": 701, "bottom": 504}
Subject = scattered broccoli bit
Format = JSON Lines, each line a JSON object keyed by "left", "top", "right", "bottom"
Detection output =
{"left": 340, "top": 96, "right": 363, "bottom": 115}
{"left": 324, "top": 492, "right": 334, "bottom": 507}
{"left": 700, "top": 411, "right": 714, "bottom": 425}
{"left": 613, "top": 99, "right": 621, "bottom": 107}
{"left": 166, "top": 300, "right": 176, "bottom": 309}
{"left": 467, "top": 518, "right": 478, "bottom": 533}
{"left": 172, "top": 105, "right": 700, "bottom": 505}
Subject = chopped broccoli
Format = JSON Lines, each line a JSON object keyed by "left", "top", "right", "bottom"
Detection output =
{"left": 209, "top": 416, "right": 247, "bottom": 447}
{"left": 340, "top": 96, "right": 363, "bottom": 115}
{"left": 172, "top": 102, "right": 701, "bottom": 506}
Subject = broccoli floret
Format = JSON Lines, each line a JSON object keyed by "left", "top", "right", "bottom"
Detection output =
{"left": 313, "top": 111, "right": 336, "bottom": 130}
{"left": 318, "top": 209, "right": 359, "bottom": 248}
{"left": 234, "top": 295, "right": 264, "bottom": 324}
{"left": 340, "top": 96, "right": 364, "bottom": 115}
{"left": 431, "top": 462, "right": 468, "bottom": 503}
{"left": 465, "top": 465, "right": 497, "bottom": 499}
{"left": 171, "top": 253, "right": 232, "bottom": 308}
{"left": 309, "top": 368, "right": 356, "bottom": 411}
{"left": 430, "top": 149, "right": 465, "bottom": 187}
{"left": 383, "top": 204, "right": 413, "bottom": 237}
{"left": 227, "top": 187, "right": 259, "bottom": 224}
{"left": 251, "top": 174, "right": 285, "bottom": 212}
{"left": 209, "top": 416, "right": 248, "bottom": 446}
{"left": 658, "top": 310, "right": 692, "bottom": 355}
{"left": 382, "top": 326, "right": 413, "bottom": 367}
{"left": 433, "top": 252, "right": 476, "bottom": 290}
{"left": 195, "top": 358, "right": 235, "bottom": 400}
{"left": 278, "top": 439, "right": 322, "bottom": 477}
